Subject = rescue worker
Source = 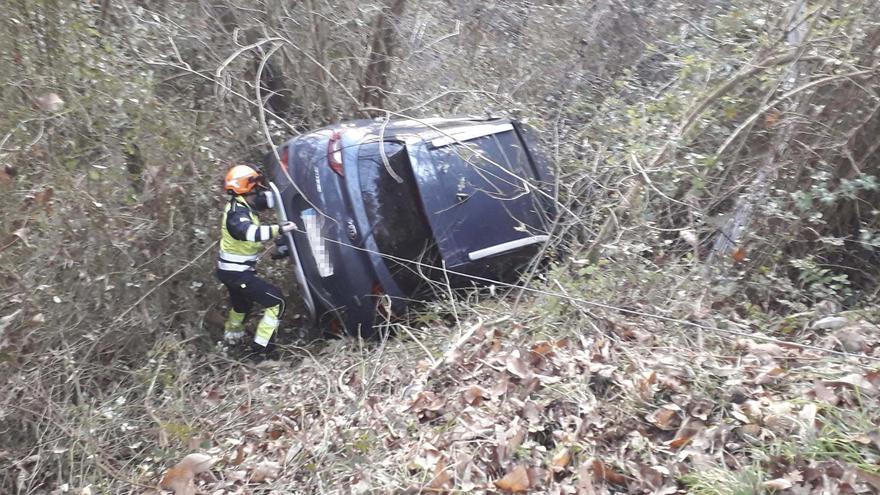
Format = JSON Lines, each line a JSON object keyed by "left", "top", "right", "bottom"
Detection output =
{"left": 217, "top": 164, "right": 296, "bottom": 351}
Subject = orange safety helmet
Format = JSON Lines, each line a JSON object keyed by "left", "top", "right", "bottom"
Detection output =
{"left": 224, "top": 165, "right": 263, "bottom": 195}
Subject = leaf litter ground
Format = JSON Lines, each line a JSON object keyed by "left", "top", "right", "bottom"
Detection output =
{"left": 139, "top": 309, "right": 880, "bottom": 494}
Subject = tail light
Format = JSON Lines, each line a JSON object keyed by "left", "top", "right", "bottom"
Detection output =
{"left": 328, "top": 317, "right": 343, "bottom": 337}
{"left": 279, "top": 147, "right": 289, "bottom": 173}
{"left": 327, "top": 132, "right": 344, "bottom": 176}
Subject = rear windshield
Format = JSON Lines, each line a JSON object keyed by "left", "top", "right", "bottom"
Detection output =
{"left": 358, "top": 141, "right": 437, "bottom": 293}
{"left": 429, "top": 129, "right": 534, "bottom": 191}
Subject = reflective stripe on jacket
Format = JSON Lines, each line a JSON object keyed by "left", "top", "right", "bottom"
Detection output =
{"left": 218, "top": 196, "right": 279, "bottom": 272}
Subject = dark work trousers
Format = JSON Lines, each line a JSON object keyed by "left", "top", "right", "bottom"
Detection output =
{"left": 216, "top": 269, "right": 286, "bottom": 319}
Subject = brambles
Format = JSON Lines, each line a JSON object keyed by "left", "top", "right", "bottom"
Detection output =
{"left": 2, "top": 0, "right": 880, "bottom": 493}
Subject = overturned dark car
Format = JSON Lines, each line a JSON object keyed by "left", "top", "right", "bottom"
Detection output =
{"left": 265, "top": 116, "right": 556, "bottom": 336}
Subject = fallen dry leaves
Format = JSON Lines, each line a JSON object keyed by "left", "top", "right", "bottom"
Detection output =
{"left": 35, "top": 92, "right": 64, "bottom": 112}
{"left": 462, "top": 384, "right": 488, "bottom": 406}
{"left": 495, "top": 464, "right": 531, "bottom": 492}
{"left": 762, "top": 477, "right": 793, "bottom": 490}
{"left": 159, "top": 453, "right": 214, "bottom": 495}
{"left": 505, "top": 349, "right": 535, "bottom": 380}
{"left": 137, "top": 310, "right": 880, "bottom": 494}
{"left": 0, "top": 167, "right": 12, "bottom": 188}
{"left": 550, "top": 447, "right": 571, "bottom": 473}
{"left": 249, "top": 460, "right": 281, "bottom": 482}
{"left": 646, "top": 404, "right": 681, "bottom": 430}
{"left": 591, "top": 459, "right": 627, "bottom": 485}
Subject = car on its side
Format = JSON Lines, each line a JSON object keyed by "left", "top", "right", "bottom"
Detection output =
{"left": 265, "top": 116, "right": 556, "bottom": 336}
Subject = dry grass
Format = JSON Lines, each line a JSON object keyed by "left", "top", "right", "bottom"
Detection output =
{"left": 5, "top": 273, "right": 879, "bottom": 494}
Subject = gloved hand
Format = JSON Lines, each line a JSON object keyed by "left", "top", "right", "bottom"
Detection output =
{"left": 251, "top": 190, "right": 275, "bottom": 211}
{"left": 271, "top": 237, "right": 291, "bottom": 259}
{"left": 280, "top": 221, "right": 297, "bottom": 233}
{"left": 270, "top": 248, "right": 290, "bottom": 260}
{"left": 260, "top": 190, "right": 276, "bottom": 209}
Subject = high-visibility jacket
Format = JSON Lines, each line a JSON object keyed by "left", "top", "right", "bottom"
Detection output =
{"left": 218, "top": 196, "right": 279, "bottom": 272}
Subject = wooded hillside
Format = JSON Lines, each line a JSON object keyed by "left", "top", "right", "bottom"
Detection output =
{"left": 2, "top": 1, "right": 879, "bottom": 493}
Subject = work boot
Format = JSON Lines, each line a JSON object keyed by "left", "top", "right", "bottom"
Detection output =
{"left": 244, "top": 344, "right": 280, "bottom": 364}
{"left": 253, "top": 305, "right": 281, "bottom": 348}
{"left": 223, "top": 309, "right": 246, "bottom": 344}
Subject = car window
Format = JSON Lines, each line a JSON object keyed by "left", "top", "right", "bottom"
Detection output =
{"left": 414, "top": 129, "right": 549, "bottom": 270}
{"left": 430, "top": 130, "right": 533, "bottom": 194}
{"left": 358, "top": 141, "right": 437, "bottom": 294}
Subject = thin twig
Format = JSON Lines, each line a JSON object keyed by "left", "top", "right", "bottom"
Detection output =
{"left": 113, "top": 240, "right": 218, "bottom": 323}
{"left": 716, "top": 68, "right": 877, "bottom": 157}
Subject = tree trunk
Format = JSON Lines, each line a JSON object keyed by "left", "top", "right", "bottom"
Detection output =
{"left": 301, "top": 0, "right": 333, "bottom": 123}
{"left": 360, "top": 0, "right": 407, "bottom": 114}
{"left": 706, "top": 0, "right": 811, "bottom": 265}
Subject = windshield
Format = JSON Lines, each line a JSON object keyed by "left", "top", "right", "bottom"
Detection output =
{"left": 358, "top": 141, "right": 438, "bottom": 294}
{"left": 429, "top": 129, "right": 535, "bottom": 197}
{"left": 410, "top": 128, "right": 549, "bottom": 271}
